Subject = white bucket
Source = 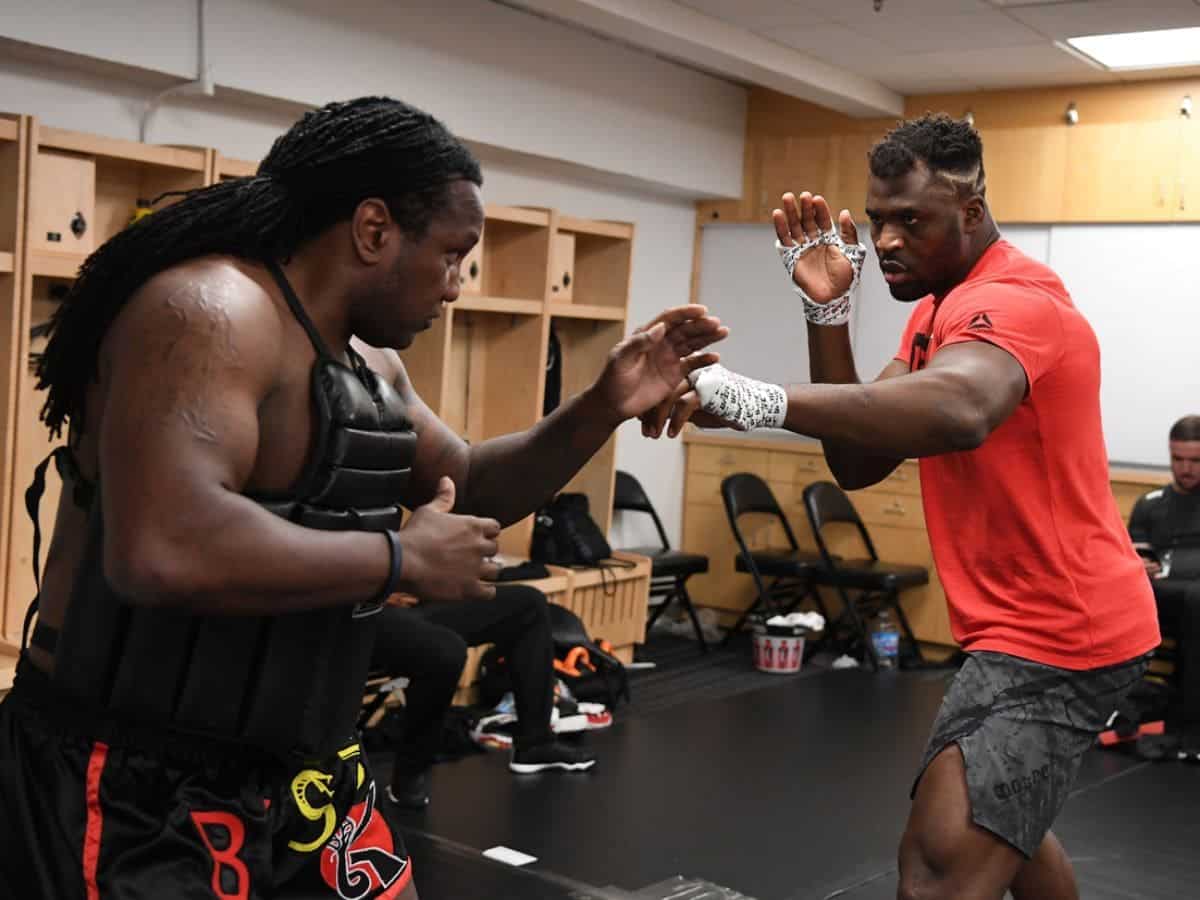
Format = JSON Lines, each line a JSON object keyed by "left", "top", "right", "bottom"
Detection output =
{"left": 752, "top": 631, "right": 805, "bottom": 674}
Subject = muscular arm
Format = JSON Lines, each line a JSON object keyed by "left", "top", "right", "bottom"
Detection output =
{"left": 361, "top": 345, "right": 615, "bottom": 524}
{"left": 806, "top": 321, "right": 911, "bottom": 489}
{"left": 783, "top": 340, "right": 1027, "bottom": 486}
{"left": 101, "top": 269, "right": 392, "bottom": 614}
{"left": 361, "top": 305, "right": 724, "bottom": 523}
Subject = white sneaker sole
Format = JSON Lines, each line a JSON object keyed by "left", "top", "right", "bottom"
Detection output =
{"left": 508, "top": 758, "right": 597, "bottom": 774}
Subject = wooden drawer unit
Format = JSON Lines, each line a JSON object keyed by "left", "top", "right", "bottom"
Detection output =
{"left": 851, "top": 489, "right": 926, "bottom": 531}
{"left": 875, "top": 461, "right": 921, "bottom": 497}
{"left": 689, "top": 442, "right": 772, "bottom": 480}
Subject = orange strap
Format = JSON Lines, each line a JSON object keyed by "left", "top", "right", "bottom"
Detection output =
{"left": 554, "top": 646, "right": 594, "bottom": 677}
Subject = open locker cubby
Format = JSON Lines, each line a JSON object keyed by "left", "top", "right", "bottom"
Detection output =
{"left": 27, "top": 125, "right": 209, "bottom": 279}
{"left": 550, "top": 216, "right": 633, "bottom": 318}
{"left": 550, "top": 316, "right": 625, "bottom": 537}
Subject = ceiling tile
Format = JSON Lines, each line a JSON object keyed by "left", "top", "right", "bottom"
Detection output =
{"left": 1002, "top": 0, "right": 1200, "bottom": 40}
{"left": 837, "top": 9, "right": 1050, "bottom": 53}
{"left": 853, "top": 54, "right": 982, "bottom": 94}
{"left": 763, "top": 23, "right": 897, "bottom": 62}
{"left": 671, "top": 0, "right": 833, "bottom": 30}
{"left": 901, "top": 42, "right": 1111, "bottom": 87}
{"left": 834, "top": 0, "right": 993, "bottom": 16}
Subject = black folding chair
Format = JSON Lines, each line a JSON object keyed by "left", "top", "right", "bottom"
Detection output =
{"left": 720, "top": 473, "right": 827, "bottom": 645}
{"left": 613, "top": 470, "right": 711, "bottom": 650}
{"left": 802, "top": 480, "right": 928, "bottom": 671}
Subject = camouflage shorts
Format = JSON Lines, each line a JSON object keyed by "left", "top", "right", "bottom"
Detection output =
{"left": 913, "top": 650, "right": 1150, "bottom": 857}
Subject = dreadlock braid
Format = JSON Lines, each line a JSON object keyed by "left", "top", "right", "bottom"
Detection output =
{"left": 36, "top": 96, "right": 482, "bottom": 439}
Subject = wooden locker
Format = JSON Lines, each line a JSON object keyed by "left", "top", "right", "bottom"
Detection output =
{"left": 29, "top": 151, "right": 95, "bottom": 257}
{"left": 549, "top": 232, "right": 574, "bottom": 302}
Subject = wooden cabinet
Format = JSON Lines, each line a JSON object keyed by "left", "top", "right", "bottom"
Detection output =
{"left": 680, "top": 432, "right": 1168, "bottom": 651}
{"left": 28, "top": 150, "right": 95, "bottom": 256}
{"left": 977, "top": 126, "right": 1067, "bottom": 224}
{"left": 0, "top": 116, "right": 644, "bottom": 651}
{"left": 549, "top": 232, "right": 574, "bottom": 302}
{"left": 1176, "top": 115, "right": 1200, "bottom": 221}
{"left": 707, "top": 80, "right": 1200, "bottom": 228}
{"left": 1063, "top": 119, "right": 1181, "bottom": 222}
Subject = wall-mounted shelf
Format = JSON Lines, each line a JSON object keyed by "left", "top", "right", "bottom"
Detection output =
{"left": 39, "top": 126, "right": 207, "bottom": 172}
{"left": 30, "top": 250, "right": 84, "bottom": 279}
{"left": 548, "top": 302, "right": 625, "bottom": 321}
{"left": 454, "top": 295, "right": 543, "bottom": 316}
{"left": 214, "top": 155, "right": 257, "bottom": 180}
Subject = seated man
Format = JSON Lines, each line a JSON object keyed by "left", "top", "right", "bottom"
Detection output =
{"left": 371, "top": 583, "right": 595, "bottom": 808}
{"left": 1128, "top": 414, "right": 1200, "bottom": 761}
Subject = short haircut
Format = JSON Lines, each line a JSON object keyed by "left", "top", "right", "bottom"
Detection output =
{"left": 868, "top": 112, "right": 986, "bottom": 198}
{"left": 1169, "top": 415, "right": 1200, "bottom": 442}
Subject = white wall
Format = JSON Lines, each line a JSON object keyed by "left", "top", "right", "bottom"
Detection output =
{"left": 0, "top": 0, "right": 747, "bottom": 198}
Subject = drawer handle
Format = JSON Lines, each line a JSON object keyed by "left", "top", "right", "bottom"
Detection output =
{"left": 884, "top": 503, "right": 905, "bottom": 516}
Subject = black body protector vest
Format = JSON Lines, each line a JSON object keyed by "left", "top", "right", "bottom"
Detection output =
{"left": 27, "top": 261, "right": 415, "bottom": 761}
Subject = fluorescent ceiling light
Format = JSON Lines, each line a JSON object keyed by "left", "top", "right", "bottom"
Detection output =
{"left": 1063, "top": 26, "right": 1200, "bottom": 71}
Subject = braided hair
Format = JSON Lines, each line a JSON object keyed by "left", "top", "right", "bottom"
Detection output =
{"left": 36, "top": 96, "right": 482, "bottom": 439}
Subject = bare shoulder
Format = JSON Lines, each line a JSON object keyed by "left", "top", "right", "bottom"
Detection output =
{"left": 350, "top": 339, "right": 409, "bottom": 392}
{"left": 104, "top": 256, "right": 285, "bottom": 387}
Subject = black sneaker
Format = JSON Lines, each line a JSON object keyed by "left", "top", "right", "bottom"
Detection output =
{"left": 386, "top": 770, "right": 431, "bottom": 809}
{"left": 509, "top": 741, "right": 597, "bottom": 774}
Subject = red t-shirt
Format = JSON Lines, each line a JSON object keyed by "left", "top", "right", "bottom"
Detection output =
{"left": 893, "top": 239, "right": 1159, "bottom": 669}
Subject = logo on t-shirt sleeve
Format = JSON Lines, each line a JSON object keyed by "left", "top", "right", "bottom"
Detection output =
{"left": 967, "top": 312, "right": 994, "bottom": 331}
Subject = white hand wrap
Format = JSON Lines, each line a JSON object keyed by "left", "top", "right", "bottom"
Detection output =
{"left": 688, "top": 364, "right": 787, "bottom": 432}
{"left": 775, "top": 229, "right": 868, "bottom": 327}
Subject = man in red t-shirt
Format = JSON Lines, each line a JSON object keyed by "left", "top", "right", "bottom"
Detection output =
{"left": 648, "top": 114, "right": 1159, "bottom": 899}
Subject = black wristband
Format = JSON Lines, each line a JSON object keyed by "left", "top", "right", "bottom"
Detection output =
{"left": 374, "top": 530, "right": 403, "bottom": 603}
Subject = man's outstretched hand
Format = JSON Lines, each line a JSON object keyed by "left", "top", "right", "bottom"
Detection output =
{"left": 774, "top": 191, "right": 860, "bottom": 304}
{"left": 591, "top": 304, "right": 728, "bottom": 426}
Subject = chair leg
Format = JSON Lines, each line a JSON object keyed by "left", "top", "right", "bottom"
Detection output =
{"left": 721, "top": 595, "right": 767, "bottom": 647}
{"left": 646, "top": 590, "right": 673, "bottom": 630}
{"left": 676, "top": 580, "right": 708, "bottom": 653}
{"left": 838, "top": 585, "right": 879, "bottom": 672}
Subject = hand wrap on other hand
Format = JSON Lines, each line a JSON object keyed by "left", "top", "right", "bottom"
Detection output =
{"left": 687, "top": 364, "right": 787, "bottom": 431}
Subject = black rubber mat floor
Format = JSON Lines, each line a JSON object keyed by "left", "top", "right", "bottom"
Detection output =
{"left": 378, "top": 666, "right": 1200, "bottom": 900}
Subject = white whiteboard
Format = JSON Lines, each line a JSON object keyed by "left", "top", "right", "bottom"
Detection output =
{"left": 1047, "top": 224, "right": 1200, "bottom": 468}
{"left": 697, "top": 221, "right": 1191, "bottom": 467}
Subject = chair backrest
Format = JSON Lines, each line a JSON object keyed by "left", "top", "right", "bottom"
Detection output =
{"left": 720, "top": 473, "right": 801, "bottom": 554}
{"left": 613, "top": 470, "right": 670, "bottom": 551}
{"left": 802, "top": 480, "right": 877, "bottom": 564}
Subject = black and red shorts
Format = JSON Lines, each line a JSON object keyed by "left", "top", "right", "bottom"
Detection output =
{"left": 0, "top": 661, "right": 412, "bottom": 899}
